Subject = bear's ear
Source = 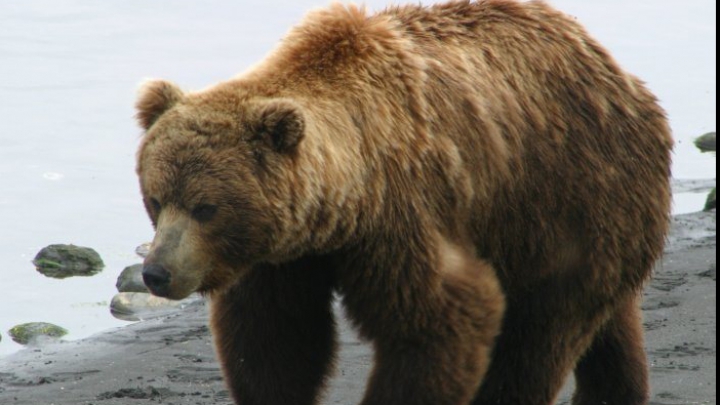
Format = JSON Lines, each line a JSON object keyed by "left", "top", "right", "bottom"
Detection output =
{"left": 135, "top": 80, "right": 184, "bottom": 130}
{"left": 256, "top": 100, "right": 306, "bottom": 153}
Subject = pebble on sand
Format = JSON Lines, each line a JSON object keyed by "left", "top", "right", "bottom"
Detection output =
{"left": 110, "top": 292, "right": 196, "bottom": 322}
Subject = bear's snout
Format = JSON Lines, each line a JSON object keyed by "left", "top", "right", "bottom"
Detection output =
{"left": 142, "top": 264, "right": 172, "bottom": 298}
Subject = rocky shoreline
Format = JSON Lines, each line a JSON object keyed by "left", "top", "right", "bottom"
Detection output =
{"left": 0, "top": 210, "right": 715, "bottom": 405}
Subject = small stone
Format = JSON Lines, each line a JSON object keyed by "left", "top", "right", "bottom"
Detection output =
{"left": 704, "top": 187, "right": 716, "bottom": 212}
{"left": 110, "top": 293, "right": 195, "bottom": 322}
{"left": 695, "top": 132, "right": 716, "bottom": 154}
{"left": 9, "top": 322, "right": 68, "bottom": 345}
{"left": 116, "top": 264, "right": 148, "bottom": 293}
{"left": 135, "top": 243, "right": 152, "bottom": 259}
{"left": 33, "top": 244, "right": 104, "bottom": 279}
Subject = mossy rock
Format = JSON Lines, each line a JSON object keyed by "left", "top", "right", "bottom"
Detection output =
{"left": 695, "top": 132, "right": 717, "bottom": 154}
{"left": 9, "top": 322, "right": 68, "bottom": 345}
{"left": 705, "top": 188, "right": 716, "bottom": 212}
{"left": 33, "top": 244, "right": 105, "bottom": 279}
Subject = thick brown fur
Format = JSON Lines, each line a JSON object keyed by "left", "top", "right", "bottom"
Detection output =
{"left": 135, "top": 1, "right": 673, "bottom": 404}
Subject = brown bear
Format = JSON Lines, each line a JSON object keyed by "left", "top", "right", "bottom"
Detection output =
{"left": 135, "top": 1, "right": 673, "bottom": 404}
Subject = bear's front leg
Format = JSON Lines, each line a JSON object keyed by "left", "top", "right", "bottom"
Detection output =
{"left": 210, "top": 259, "right": 337, "bottom": 405}
{"left": 343, "top": 240, "right": 506, "bottom": 405}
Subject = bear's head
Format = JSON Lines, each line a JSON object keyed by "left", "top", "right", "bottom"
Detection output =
{"left": 135, "top": 80, "right": 307, "bottom": 299}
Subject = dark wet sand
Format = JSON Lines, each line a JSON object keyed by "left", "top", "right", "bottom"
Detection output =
{"left": 0, "top": 211, "right": 715, "bottom": 405}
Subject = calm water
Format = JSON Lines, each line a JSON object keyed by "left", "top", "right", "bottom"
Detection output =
{"left": 0, "top": 0, "right": 716, "bottom": 356}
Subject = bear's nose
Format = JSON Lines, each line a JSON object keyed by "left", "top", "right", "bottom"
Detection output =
{"left": 142, "top": 264, "right": 172, "bottom": 297}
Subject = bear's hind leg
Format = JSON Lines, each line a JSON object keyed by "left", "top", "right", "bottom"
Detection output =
{"left": 572, "top": 297, "right": 650, "bottom": 405}
{"left": 210, "top": 259, "right": 337, "bottom": 405}
{"left": 472, "top": 282, "right": 610, "bottom": 405}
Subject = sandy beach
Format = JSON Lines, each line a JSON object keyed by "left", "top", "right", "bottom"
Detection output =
{"left": 0, "top": 210, "right": 715, "bottom": 405}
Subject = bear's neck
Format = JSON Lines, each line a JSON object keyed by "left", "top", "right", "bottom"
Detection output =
{"left": 264, "top": 104, "right": 375, "bottom": 261}
{"left": 265, "top": 99, "right": 471, "bottom": 264}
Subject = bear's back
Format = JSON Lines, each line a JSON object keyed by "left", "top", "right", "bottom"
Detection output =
{"left": 379, "top": 1, "right": 674, "bottom": 289}
{"left": 230, "top": 0, "right": 674, "bottom": 291}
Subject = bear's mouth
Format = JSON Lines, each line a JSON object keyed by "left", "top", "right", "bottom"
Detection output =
{"left": 197, "top": 266, "right": 245, "bottom": 296}
{"left": 196, "top": 282, "right": 217, "bottom": 296}
{"left": 197, "top": 276, "right": 227, "bottom": 296}
{"left": 141, "top": 260, "right": 207, "bottom": 300}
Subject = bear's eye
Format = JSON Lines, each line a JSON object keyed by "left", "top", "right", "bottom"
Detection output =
{"left": 192, "top": 204, "right": 218, "bottom": 223}
{"left": 149, "top": 198, "right": 162, "bottom": 213}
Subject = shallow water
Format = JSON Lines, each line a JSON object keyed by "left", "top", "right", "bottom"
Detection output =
{"left": 0, "top": 0, "right": 715, "bottom": 356}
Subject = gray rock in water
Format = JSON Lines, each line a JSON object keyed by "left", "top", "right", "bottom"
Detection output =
{"left": 110, "top": 293, "right": 196, "bottom": 322}
{"left": 693, "top": 133, "right": 717, "bottom": 211}
{"left": 116, "top": 264, "right": 148, "bottom": 293}
{"left": 695, "top": 132, "right": 717, "bottom": 154}
{"left": 135, "top": 243, "right": 151, "bottom": 259}
{"left": 33, "top": 244, "right": 104, "bottom": 279}
{"left": 9, "top": 322, "right": 68, "bottom": 345}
